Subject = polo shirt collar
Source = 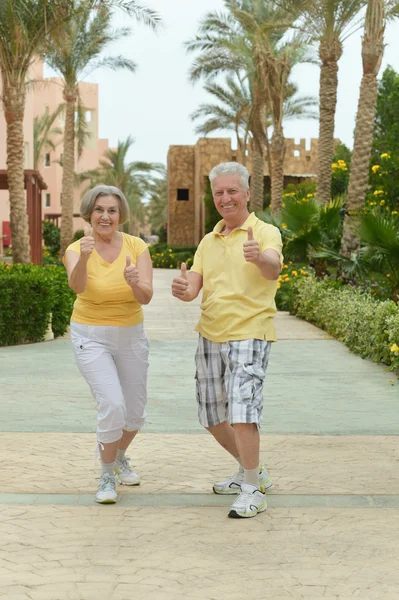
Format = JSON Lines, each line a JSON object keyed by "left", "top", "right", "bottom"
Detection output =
{"left": 213, "top": 212, "right": 258, "bottom": 235}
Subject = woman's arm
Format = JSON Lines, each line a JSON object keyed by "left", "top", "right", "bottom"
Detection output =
{"left": 65, "top": 251, "right": 90, "bottom": 294}
{"left": 64, "top": 228, "right": 95, "bottom": 294}
{"left": 124, "top": 249, "right": 153, "bottom": 305}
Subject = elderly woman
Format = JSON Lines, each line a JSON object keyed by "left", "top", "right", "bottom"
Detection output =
{"left": 64, "top": 185, "right": 153, "bottom": 504}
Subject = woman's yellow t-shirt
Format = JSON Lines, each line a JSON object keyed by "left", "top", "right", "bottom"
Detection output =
{"left": 64, "top": 233, "right": 148, "bottom": 327}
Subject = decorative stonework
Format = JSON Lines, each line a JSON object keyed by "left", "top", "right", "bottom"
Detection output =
{"left": 167, "top": 137, "right": 337, "bottom": 246}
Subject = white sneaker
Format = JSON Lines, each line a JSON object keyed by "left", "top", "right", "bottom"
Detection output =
{"left": 95, "top": 473, "right": 118, "bottom": 504}
{"left": 213, "top": 465, "right": 272, "bottom": 495}
{"left": 228, "top": 484, "right": 267, "bottom": 518}
{"left": 114, "top": 457, "right": 140, "bottom": 486}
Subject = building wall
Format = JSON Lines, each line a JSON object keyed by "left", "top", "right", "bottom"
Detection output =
{"left": 34, "top": 76, "right": 109, "bottom": 233}
{"left": 167, "top": 137, "right": 338, "bottom": 247}
{"left": 0, "top": 59, "right": 109, "bottom": 252}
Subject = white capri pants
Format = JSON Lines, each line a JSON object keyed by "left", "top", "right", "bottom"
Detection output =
{"left": 70, "top": 322, "right": 149, "bottom": 445}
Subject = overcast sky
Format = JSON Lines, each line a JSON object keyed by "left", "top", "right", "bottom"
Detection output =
{"left": 45, "top": 0, "right": 399, "bottom": 166}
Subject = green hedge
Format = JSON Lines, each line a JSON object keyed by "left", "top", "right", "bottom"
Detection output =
{"left": 291, "top": 276, "right": 399, "bottom": 373}
{"left": 0, "top": 264, "right": 75, "bottom": 346}
{"left": 149, "top": 243, "right": 196, "bottom": 269}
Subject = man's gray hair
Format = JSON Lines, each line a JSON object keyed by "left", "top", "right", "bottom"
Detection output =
{"left": 209, "top": 162, "right": 250, "bottom": 191}
{"left": 80, "top": 185, "right": 130, "bottom": 224}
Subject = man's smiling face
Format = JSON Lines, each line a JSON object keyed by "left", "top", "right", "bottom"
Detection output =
{"left": 212, "top": 174, "right": 250, "bottom": 222}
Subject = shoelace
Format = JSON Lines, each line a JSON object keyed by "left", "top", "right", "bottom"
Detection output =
{"left": 236, "top": 490, "right": 253, "bottom": 506}
{"left": 119, "top": 457, "right": 132, "bottom": 472}
{"left": 98, "top": 474, "right": 115, "bottom": 491}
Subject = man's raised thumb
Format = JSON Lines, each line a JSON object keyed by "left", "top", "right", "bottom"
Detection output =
{"left": 84, "top": 226, "right": 92, "bottom": 237}
{"left": 181, "top": 262, "right": 187, "bottom": 279}
{"left": 247, "top": 226, "right": 254, "bottom": 241}
{"left": 126, "top": 255, "right": 131, "bottom": 268}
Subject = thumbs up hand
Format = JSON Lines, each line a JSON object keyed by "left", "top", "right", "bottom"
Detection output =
{"left": 172, "top": 262, "right": 190, "bottom": 299}
{"left": 124, "top": 255, "right": 140, "bottom": 287}
{"left": 243, "top": 226, "right": 260, "bottom": 263}
{"left": 80, "top": 225, "right": 95, "bottom": 259}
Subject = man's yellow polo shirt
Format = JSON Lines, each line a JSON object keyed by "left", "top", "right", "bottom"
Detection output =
{"left": 191, "top": 213, "right": 283, "bottom": 343}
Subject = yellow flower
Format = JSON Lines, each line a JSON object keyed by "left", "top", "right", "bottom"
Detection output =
{"left": 386, "top": 274, "right": 391, "bottom": 278}
{"left": 381, "top": 153, "right": 390, "bottom": 159}
{"left": 277, "top": 282, "right": 281, "bottom": 289}
{"left": 372, "top": 165, "right": 381, "bottom": 173}
{"left": 168, "top": 248, "right": 172, "bottom": 253}
{"left": 380, "top": 200, "right": 385, "bottom": 206}
{"left": 292, "top": 270, "right": 298, "bottom": 277}
{"left": 282, "top": 223, "right": 287, "bottom": 229}
{"left": 392, "top": 211, "right": 398, "bottom": 215}
{"left": 373, "top": 189, "right": 384, "bottom": 196}
{"left": 391, "top": 344, "right": 399, "bottom": 353}
{"left": 300, "top": 269, "right": 307, "bottom": 275}
{"left": 306, "top": 193, "right": 314, "bottom": 198}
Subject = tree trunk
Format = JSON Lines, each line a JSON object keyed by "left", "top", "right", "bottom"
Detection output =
{"left": 60, "top": 89, "right": 77, "bottom": 258}
{"left": 249, "top": 139, "right": 264, "bottom": 212}
{"left": 3, "top": 84, "right": 30, "bottom": 264}
{"left": 341, "top": 2, "right": 385, "bottom": 257}
{"left": 316, "top": 39, "right": 342, "bottom": 205}
{"left": 270, "top": 127, "right": 285, "bottom": 214}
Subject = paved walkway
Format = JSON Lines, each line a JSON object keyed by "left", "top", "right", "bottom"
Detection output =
{"left": 0, "top": 270, "right": 398, "bottom": 599}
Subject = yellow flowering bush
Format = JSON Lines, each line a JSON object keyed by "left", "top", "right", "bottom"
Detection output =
{"left": 367, "top": 153, "right": 399, "bottom": 212}
{"left": 276, "top": 263, "right": 312, "bottom": 311}
{"left": 149, "top": 243, "right": 196, "bottom": 269}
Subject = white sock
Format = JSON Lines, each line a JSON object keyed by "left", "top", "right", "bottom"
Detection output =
{"left": 116, "top": 449, "right": 126, "bottom": 461}
{"left": 101, "top": 460, "right": 115, "bottom": 477}
{"left": 244, "top": 466, "right": 260, "bottom": 488}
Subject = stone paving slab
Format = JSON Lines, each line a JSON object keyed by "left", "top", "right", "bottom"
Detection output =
{"left": 1, "top": 338, "right": 398, "bottom": 435}
{"left": 1, "top": 433, "right": 399, "bottom": 496}
{"left": 0, "top": 505, "right": 399, "bottom": 600}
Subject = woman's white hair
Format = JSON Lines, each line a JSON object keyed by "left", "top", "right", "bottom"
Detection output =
{"left": 209, "top": 162, "right": 250, "bottom": 191}
{"left": 80, "top": 185, "right": 130, "bottom": 224}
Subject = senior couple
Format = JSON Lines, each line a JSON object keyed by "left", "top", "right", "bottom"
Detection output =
{"left": 64, "top": 161, "right": 282, "bottom": 519}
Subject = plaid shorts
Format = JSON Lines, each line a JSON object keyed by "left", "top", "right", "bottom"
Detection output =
{"left": 195, "top": 335, "right": 271, "bottom": 428}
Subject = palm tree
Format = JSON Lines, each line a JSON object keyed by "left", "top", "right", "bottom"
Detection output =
{"left": 80, "top": 136, "right": 163, "bottom": 235}
{"left": 186, "top": 1, "right": 307, "bottom": 212}
{"left": 191, "top": 73, "right": 317, "bottom": 191}
{"left": 190, "top": 75, "right": 252, "bottom": 164}
{"left": 33, "top": 105, "right": 64, "bottom": 170}
{"left": 0, "top": 0, "right": 74, "bottom": 263}
{"left": 45, "top": 2, "right": 159, "bottom": 257}
{"left": 341, "top": 0, "right": 399, "bottom": 257}
{"left": 146, "top": 166, "right": 167, "bottom": 233}
{"left": 298, "top": 0, "right": 367, "bottom": 205}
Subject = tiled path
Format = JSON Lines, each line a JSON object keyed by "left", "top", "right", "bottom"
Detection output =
{"left": 0, "top": 269, "right": 398, "bottom": 599}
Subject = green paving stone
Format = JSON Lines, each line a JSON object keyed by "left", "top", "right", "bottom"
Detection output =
{"left": 1, "top": 493, "right": 399, "bottom": 508}
{"left": 1, "top": 337, "right": 398, "bottom": 435}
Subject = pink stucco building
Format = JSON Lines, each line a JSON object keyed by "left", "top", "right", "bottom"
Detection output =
{"left": 0, "top": 61, "right": 108, "bottom": 253}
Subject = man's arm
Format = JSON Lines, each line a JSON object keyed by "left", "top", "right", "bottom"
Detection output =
{"left": 172, "top": 263, "right": 203, "bottom": 302}
{"left": 253, "top": 248, "right": 281, "bottom": 280}
{"left": 243, "top": 226, "right": 282, "bottom": 280}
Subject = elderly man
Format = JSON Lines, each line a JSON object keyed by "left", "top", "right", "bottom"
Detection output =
{"left": 172, "top": 162, "right": 282, "bottom": 519}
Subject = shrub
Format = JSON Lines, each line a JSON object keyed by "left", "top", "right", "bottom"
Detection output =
{"left": 276, "top": 262, "right": 312, "bottom": 311}
{"left": 0, "top": 264, "right": 75, "bottom": 346}
{"left": 42, "top": 221, "right": 60, "bottom": 256}
{"left": 149, "top": 243, "right": 196, "bottom": 269}
{"left": 291, "top": 275, "right": 399, "bottom": 373}
{"left": 73, "top": 229, "right": 85, "bottom": 242}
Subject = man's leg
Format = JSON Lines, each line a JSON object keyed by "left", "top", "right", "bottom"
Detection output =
{"left": 206, "top": 421, "right": 240, "bottom": 458}
{"left": 232, "top": 422, "right": 260, "bottom": 487}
